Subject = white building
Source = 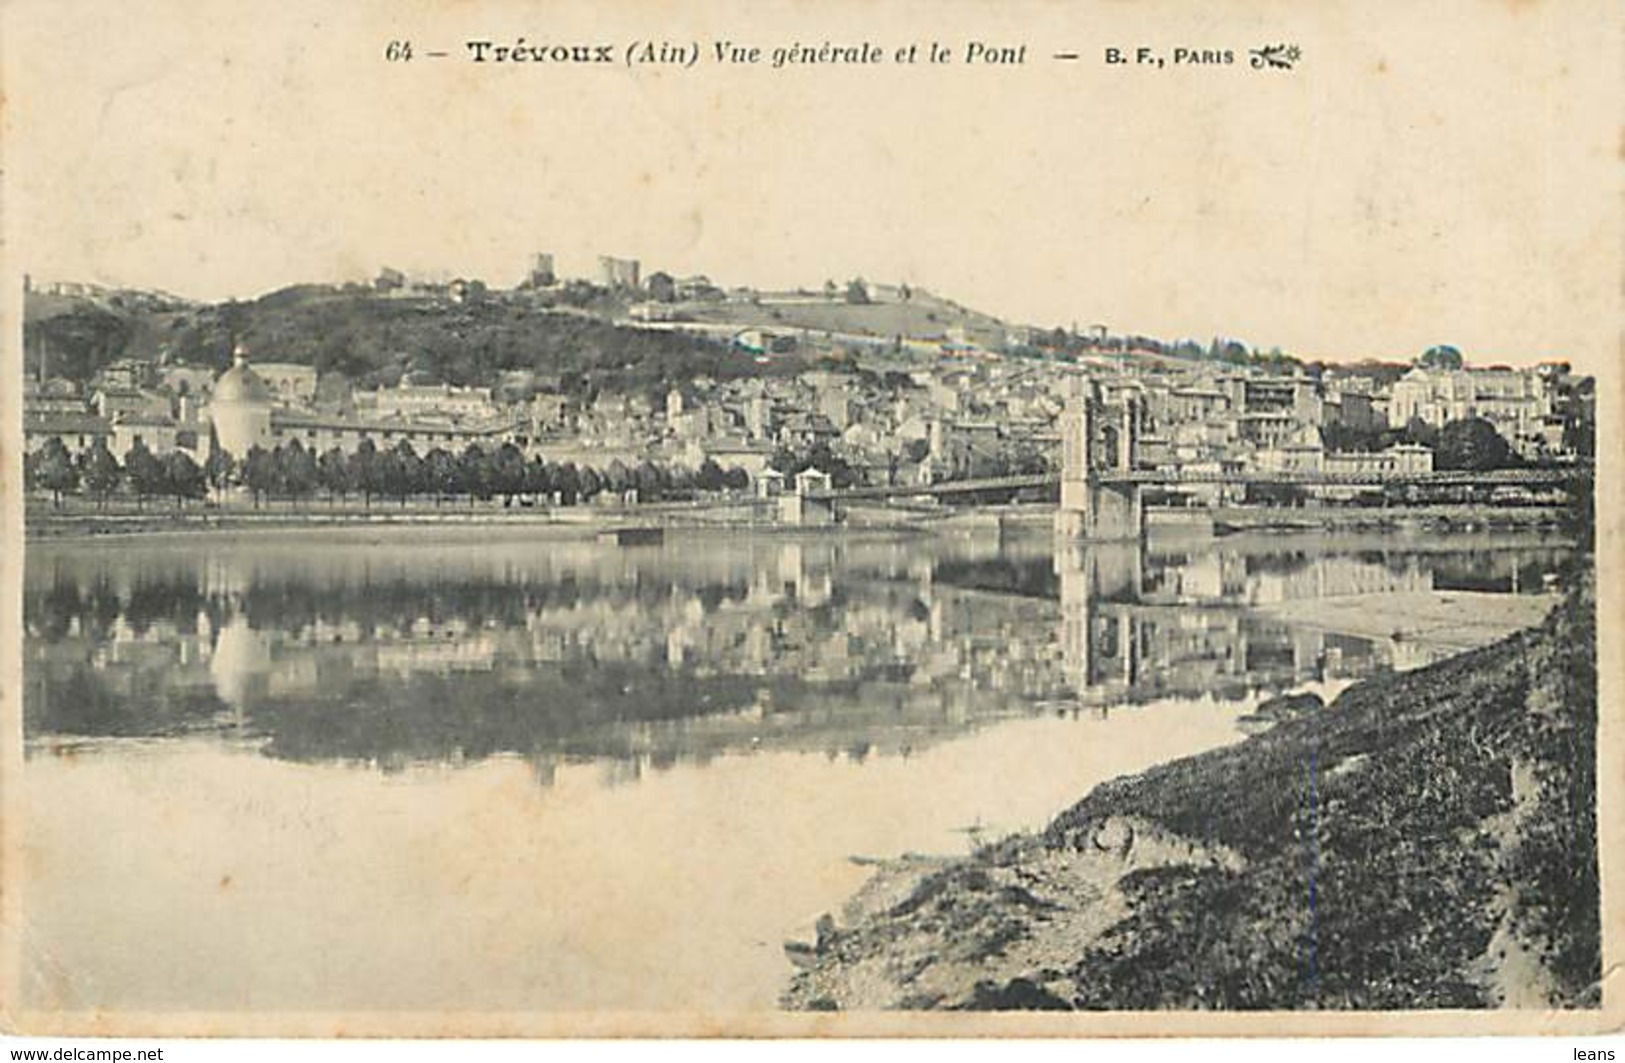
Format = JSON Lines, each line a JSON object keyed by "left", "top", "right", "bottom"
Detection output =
{"left": 208, "top": 350, "right": 276, "bottom": 458}
{"left": 251, "top": 362, "right": 319, "bottom": 406}
{"left": 368, "top": 379, "right": 498, "bottom": 422}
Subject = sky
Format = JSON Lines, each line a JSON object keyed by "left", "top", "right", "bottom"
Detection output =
{"left": 2, "top": 0, "right": 1619, "bottom": 370}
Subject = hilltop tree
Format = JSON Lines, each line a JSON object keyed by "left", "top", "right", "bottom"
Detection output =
{"left": 1418, "top": 345, "right": 1465, "bottom": 370}
{"left": 556, "top": 279, "right": 601, "bottom": 308}
{"left": 646, "top": 271, "right": 677, "bottom": 303}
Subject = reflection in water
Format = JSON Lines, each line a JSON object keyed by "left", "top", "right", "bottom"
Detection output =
{"left": 20, "top": 526, "right": 1571, "bottom": 1012}
{"left": 25, "top": 529, "right": 1570, "bottom": 774}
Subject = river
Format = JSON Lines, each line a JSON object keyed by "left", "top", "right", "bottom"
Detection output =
{"left": 18, "top": 524, "right": 1571, "bottom": 1014}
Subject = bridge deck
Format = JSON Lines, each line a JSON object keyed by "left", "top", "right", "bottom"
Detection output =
{"left": 806, "top": 466, "right": 1584, "bottom": 502}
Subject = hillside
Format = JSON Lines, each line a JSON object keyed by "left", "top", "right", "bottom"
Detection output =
{"left": 678, "top": 288, "right": 1009, "bottom": 346}
{"left": 23, "top": 286, "right": 816, "bottom": 395}
{"left": 22, "top": 278, "right": 1296, "bottom": 396}
{"left": 785, "top": 575, "right": 1599, "bottom": 1011}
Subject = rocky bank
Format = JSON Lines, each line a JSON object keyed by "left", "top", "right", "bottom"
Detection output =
{"left": 784, "top": 576, "right": 1599, "bottom": 1011}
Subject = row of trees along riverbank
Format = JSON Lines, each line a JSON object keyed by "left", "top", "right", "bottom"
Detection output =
{"left": 23, "top": 437, "right": 760, "bottom": 510}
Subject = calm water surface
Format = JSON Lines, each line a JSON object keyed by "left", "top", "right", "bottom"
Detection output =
{"left": 20, "top": 525, "right": 1571, "bottom": 1012}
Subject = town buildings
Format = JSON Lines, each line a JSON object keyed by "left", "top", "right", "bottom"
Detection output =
{"left": 20, "top": 262, "right": 1586, "bottom": 494}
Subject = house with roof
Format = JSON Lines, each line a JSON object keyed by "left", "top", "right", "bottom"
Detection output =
{"left": 1253, "top": 423, "right": 1326, "bottom": 474}
{"left": 23, "top": 413, "right": 112, "bottom": 458}
{"left": 110, "top": 412, "right": 197, "bottom": 459}
{"left": 92, "top": 387, "right": 168, "bottom": 421}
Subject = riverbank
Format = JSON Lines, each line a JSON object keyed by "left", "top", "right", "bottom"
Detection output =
{"left": 24, "top": 498, "right": 1573, "bottom": 541}
{"left": 21, "top": 498, "right": 969, "bottom": 540}
{"left": 783, "top": 573, "right": 1599, "bottom": 1011}
{"left": 21, "top": 499, "right": 782, "bottom": 540}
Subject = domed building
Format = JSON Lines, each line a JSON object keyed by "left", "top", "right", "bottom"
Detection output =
{"left": 208, "top": 347, "right": 274, "bottom": 458}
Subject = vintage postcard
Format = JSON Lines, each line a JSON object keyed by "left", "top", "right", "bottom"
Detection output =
{"left": 0, "top": 0, "right": 1619, "bottom": 1040}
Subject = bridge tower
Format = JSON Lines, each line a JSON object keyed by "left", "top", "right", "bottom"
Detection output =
{"left": 778, "top": 467, "right": 838, "bottom": 526}
{"left": 1056, "top": 540, "right": 1146, "bottom": 707}
{"left": 1056, "top": 377, "right": 1145, "bottom": 541}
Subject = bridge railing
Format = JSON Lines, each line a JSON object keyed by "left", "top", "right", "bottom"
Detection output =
{"left": 803, "top": 463, "right": 1587, "bottom": 501}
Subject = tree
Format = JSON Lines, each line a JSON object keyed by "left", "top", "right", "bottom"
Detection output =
{"left": 666, "top": 463, "right": 695, "bottom": 495}
{"left": 80, "top": 441, "right": 122, "bottom": 509}
{"left": 277, "top": 440, "right": 319, "bottom": 507}
{"left": 1418, "top": 345, "right": 1464, "bottom": 370}
{"left": 695, "top": 456, "right": 726, "bottom": 493}
{"left": 844, "top": 278, "right": 871, "bottom": 305}
{"left": 722, "top": 465, "right": 750, "bottom": 492}
{"left": 524, "top": 456, "right": 555, "bottom": 501}
{"left": 646, "top": 271, "right": 677, "bottom": 303}
{"left": 1322, "top": 422, "right": 1386, "bottom": 454}
{"left": 491, "top": 442, "right": 528, "bottom": 504}
{"left": 317, "top": 446, "right": 353, "bottom": 504}
{"left": 32, "top": 438, "right": 79, "bottom": 507}
{"left": 162, "top": 451, "right": 207, "bottom": 508}
{"left": 793, "top": 441, "right": 858, "bottom": 488}
{"left": 557, "top": 279, "right": 600, "bottom": 307}
{"left": 770, "top": 446, "right": 803, "bottom": 475}
{"left": 204, "top": 447, "right": 235, "bottom": 500}
{"left": 240, "top": 445, "right": 280, "bottom": 508}
{"left": 351, "top": 438, "right": 382, "bottom": 508}
{"left": 578, "top": 465, "right": 604, "bottom": 502}
{"left": 633, "top": 460, "right": 666, "bottom": 500}
{"left": 423, "top": 447, "right": 460, "bottom": 505}
{"left": 123, "top": 440, "right": 166, "bottom": 509}
{"left": 1401, "top": 416, "right": 1440, "bottom": 451}
{"left": 459, "top": 444, "right": 494, "bottom": 502}
{"left": 1436, "top": 417, "right": 1517, "bottom": 471}
{"left": 384, "top": 440, "right": 424, "bottom": 505}
{"left": 554, "top": 461, "right": 581, "bottom": 505}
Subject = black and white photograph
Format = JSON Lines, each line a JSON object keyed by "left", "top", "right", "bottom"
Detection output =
{"left": 0, "top": 0, "right": 1618, "bottom": 1044}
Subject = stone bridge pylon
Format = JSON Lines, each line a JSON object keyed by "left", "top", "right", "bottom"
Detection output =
{"left": 1056, "top": 376, "right": 1145, "bottom": 541}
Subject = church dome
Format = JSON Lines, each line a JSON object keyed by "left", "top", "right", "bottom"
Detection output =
{"left": 213, "top": 350, "right": 273, "bottom": 404}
